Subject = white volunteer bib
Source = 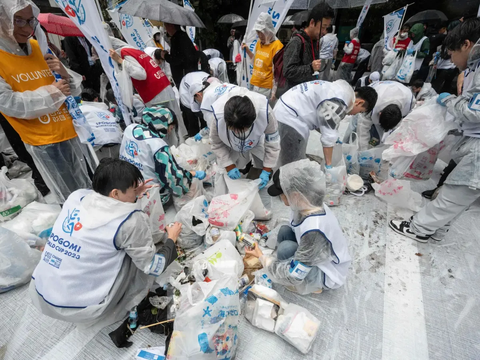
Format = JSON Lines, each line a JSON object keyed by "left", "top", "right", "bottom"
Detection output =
{"left": 120, "top": 124, "right": 168, "bottom": 184}
{"left": 33, "top": 189, "right": 139, "bottom": 308}
{"left": 212, "top": 87, "right": 269, "bottom": 153}
{"left": 290, "top": 205, "right": 351, "bottom": 289}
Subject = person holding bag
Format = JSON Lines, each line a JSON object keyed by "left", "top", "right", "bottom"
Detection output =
{"left": 0, "top": 0, "right": 93, "bottom": 204}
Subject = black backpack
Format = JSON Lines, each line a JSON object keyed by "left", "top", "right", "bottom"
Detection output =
{"left": 273, "top": 34, "right": 306, "bottom": 88}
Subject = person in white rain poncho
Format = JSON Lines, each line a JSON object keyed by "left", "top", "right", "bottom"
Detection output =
{"left": 344, "top": 80, "right": 414, "bottom": 149}
{"left": 0, "top": 0, "right": 93, "bottom": 203}
{"left": 246, "top": 159, "right": 351, "bottom": 294}
{"left": 390, "top": 19, "right": 480, "bottom": 243}
{"left": 30, "top": 158, "right": 181, "bottom": 328}
{"left": 178, "top": 70, "right": 238, "bottom": 140}
{"left": 208, "top": 56, "right": 229, "bottom": 83}
{"left": 318, "top": 26, "right": 338, "bottom": 81}
{"left": 243, "top": 13, "right": 284, "bottom": 101}
{"left": 210, "top": 86, "right": 280, "bottom": 190}
{"left": 274, "top": 80, "right": 377, "bottom": 167}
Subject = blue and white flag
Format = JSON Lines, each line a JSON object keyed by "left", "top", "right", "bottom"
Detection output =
{"left": 109, "top": 7, "right": 153, "bottom": 51}
{"left": 356, "top": 0, "right": 373, "bottom": 28}
{"left": 183, "top": 0, "right": 196, "bottom": 44}
{"left": 384, "top": 7, "right": 406, "bottom": 50}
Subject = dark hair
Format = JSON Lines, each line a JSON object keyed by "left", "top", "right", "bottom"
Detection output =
{"left": 444, "top": 18, "right": 480, "bottom": 51}
{"left": 224, "top": 96, "right": 256, "bottom": 130}
{"left": 81, "top": 88, "right": 99, "bottom": 102}
{"left": 401, "top": 24, "right": 411, "bottom": 31}
{"left": 326, "top": 26, "right": 333, "bottom": 33}
{"left": 154, "top": 48, "right": 163, "bottom": 61}
{"left": 411, "top": 79, "right": 424, "bottom": 89}
{"left": 355, "top": 87, "right": 378, "bottom": 113}
{"left": 307, "top": 3, "right": 334, "bottom": 26}
{"left": 379, "top": 104, "right": 402, "bottom": 131}
{"left": 106, "top": 89, "right": 116, "bottom": 104}
{"left": 439, "top": 21, "right": 448, "bottom": 30}
{"left": 92, "top": 158, "right": 144, "bottom": 197}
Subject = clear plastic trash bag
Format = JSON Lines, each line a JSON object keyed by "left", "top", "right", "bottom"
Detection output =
{"left": 372, "top": 178, "right": 422, "bottom": 212}
{"left": 174, "top": 195, "right": 209, "bottom": 249}
{"left": 0, "top": 166, "right": 37, "bottom": 222}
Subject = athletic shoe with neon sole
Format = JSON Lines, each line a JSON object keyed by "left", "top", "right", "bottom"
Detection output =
{"left": 389, "top": 220, "right": 430, "bottom": 243}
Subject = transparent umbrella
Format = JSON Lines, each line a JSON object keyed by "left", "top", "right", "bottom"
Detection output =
{"left": 290, "top": 10, "right": 309, "bottom": 26}
{"left": 118, "top": 0, "right": 205, "bottom": 28}
{"left": 217, "top": 13, "right": 245, "bottom": 24}
{"left": 326, "top": 0, "right": 387, "bottom": 8}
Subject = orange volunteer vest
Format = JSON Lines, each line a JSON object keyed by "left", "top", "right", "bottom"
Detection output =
{"left": 0, "top": 40, "right": 77, "bottom": 146}
{"left": 250, "top": 39, "right": 284, "bottom": 89}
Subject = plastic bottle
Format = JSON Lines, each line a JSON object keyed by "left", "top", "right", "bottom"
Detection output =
{"left": 128, "top": 306, "right": 138, "bottom": 331}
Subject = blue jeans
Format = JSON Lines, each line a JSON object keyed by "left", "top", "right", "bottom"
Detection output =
{"left": 276, "top": 225, "right": 298, "bottom": 260}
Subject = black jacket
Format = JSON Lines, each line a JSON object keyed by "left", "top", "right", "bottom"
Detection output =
{"left": 164, "top": 30, "right": 199, "bottom": 87}
{"left": 282, "top": 30, "right": 319, "bottom": 89}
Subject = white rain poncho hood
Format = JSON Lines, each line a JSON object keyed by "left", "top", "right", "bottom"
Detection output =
{"left": 253, "top": 12, "right": 276, "bottom": 45}
{"left": 467, "top": 38, "right": 480, "bottom": 71}
{"left": 279, "top": 159, "right": 326, "bottom": 214}
{"left": 109, "top": 36, "right": 130, "bottom": 51}
{"left": 350, "top": 27, "right": 359, "bottom": 40}
{"left": 0, "top": 0, "right": 48, "bottom": 54}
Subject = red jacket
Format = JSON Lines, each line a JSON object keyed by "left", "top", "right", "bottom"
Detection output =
{"left": 120, "top": 48, "right": 170, "bottom": 104}
{"left": 394, "top": 37, "right": 412, "bottom": 50}
{"left": 342, "top": 39, "right": 360, "bottom": 64}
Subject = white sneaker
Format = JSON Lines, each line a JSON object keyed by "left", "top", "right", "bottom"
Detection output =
{"left": 389, "top": 220, "right": 430, "bottom": 243}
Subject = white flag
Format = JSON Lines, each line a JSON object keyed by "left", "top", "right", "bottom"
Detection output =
{"left": 384, "top": 7, "right": 406, "bottom": 50}
{"left": 356, "top": 0, "right": 373, "bottom": 28}
{"left": 183, "top": 0, "right": 196, "bottom": 44}
{"left": 56, "top": 0, "right": 131, "bottom": 123}
{"left": 109, "top": 8, "right": 152, "bottom": 50}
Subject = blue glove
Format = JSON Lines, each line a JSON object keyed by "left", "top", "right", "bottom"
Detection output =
{"left": 194, "top": 133, "right": 203, "bottom": 141}
{"left": 227, "top": 168, "right": 241, "bottom": 179}
{"left": 258, "top": 170, "right": 271, "bottom": 190}
{"left": 407, "top": 49, "right": 414, "bottom": 55}
{"left": 195, "top": 171, "right": 206, "bottom": 180}
{"left": 325, "top": 165, "right": 333, "bottom": 169}
{"left": 437, "top": 92, "right": 451, "bottom": 107}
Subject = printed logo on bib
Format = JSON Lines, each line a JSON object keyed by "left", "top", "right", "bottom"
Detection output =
{"left": 62, "top": 208, "right": 82, "bottom": 236}
{"left": 289, "top": 260, "right": 312, "bottom": 280}
{"left": 125, "top": 140, "right": 140, "bottom": 157}
{"left": 468, "top": 93, "right": 480, "bottom": 111}
{"left": 214, "top": 84, "right": 229, "bottom": 96}
{"left": 44, "top": 251, "right": 63, "bottom": 269}
{"left": 38, "top": 106, "right": 70, "bottom": 125}
{"left": 255, "top": 58, "right": 264, "bottom": 68}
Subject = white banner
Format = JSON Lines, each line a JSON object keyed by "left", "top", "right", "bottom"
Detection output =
{"left": 109, "top": 7, "right": 153, "bottom": 51}
{"left": 240, "top": 0, "right": 295, "bottom": 87}
{"left": 55, "top": 0, "right": 130, "bottom": 123}
{"left": 183, "top": 0, "right": 196, "bottom": 44}
{"left": 384, "top": 7, "right": 406, "bottom": 51}
{"left": 356, "top": 0, "right": 373, "bottom": 28}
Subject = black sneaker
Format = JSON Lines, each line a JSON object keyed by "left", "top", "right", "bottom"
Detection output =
{"left": 422, "top": 189, "right": 435, "bottom": 199}
{"left": 389, "top": 220, "right": 430, "bottom": 243}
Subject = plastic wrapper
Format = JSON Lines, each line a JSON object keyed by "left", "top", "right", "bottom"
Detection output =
{"left": 383, "top": 100, "right": 456, "bottom": 159}
{"left": 173, "top": 178, "right": 204, "bottom": 212}
{"left": 274, "top": 303, "right": 321, "bottom": 354}
{"left": 382, "top": 54, "right": 402, "bottom": 80}
{"left": 208, "top": 180, "right": 260, "bottom": 230}
{"left": 192, "top": 239, "right": 244, "bottom": 281}
{"left": 358, "top": 146, "right": 387, "bottom": 179}
{"left": 372, "top": 178, "right": 422, "bottom": 212}
{"left": 174, "top": 195, "right": 209, "bottom": 249}
{"left": 324, "top": 144, "right": 347, "bottom": 206}
{"left": 342, "top": 133, "right": 359, "bottom": 175}
{"left": 0, "top": 166, "right": 37, "bottom": 222}
{"left": 139, "top": 187, "right": 166, "bottom": 242}
{"left": 396, "top": 53, "right": 416, "bottom": 83}
{"left": 167, "top": 275, "right": 239, "bottom": 360}
{"left": 0, "top": 227, "right": 41, "bottom": 293}
{"left": 389, "top": 143, "right": 444, "bottom": 181}
{"left": 205, "top": 226, "right": 236, "bottom": 247}
{"left": 224, "top": 177, "right": 271, "bottom": 220}
{"left": 1, "top": 201, "right": 61, "bottom": 245}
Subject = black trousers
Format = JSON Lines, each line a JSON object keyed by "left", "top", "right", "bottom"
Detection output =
{"left": 352, "top": 57, "right": 370, "bottom": 86}
{"left": 180, "top": 104, "right": 206, "bottom": 137}
{"left": 0, "top": 113, "right": 49, "bottom": 195}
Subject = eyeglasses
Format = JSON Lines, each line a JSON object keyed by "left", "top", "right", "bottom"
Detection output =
{"left": 14, "top": 17, "right": 38, "bottom": 29}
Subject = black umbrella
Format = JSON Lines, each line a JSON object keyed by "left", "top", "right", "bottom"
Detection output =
{"left": 232, "top": 20, "right": 247, "bottom": 28}
{"left": 405, "top": 10, "right": 448, "bottom": 25}
{"left": 290, "top": 10, "right": 309, "bottom": 26}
